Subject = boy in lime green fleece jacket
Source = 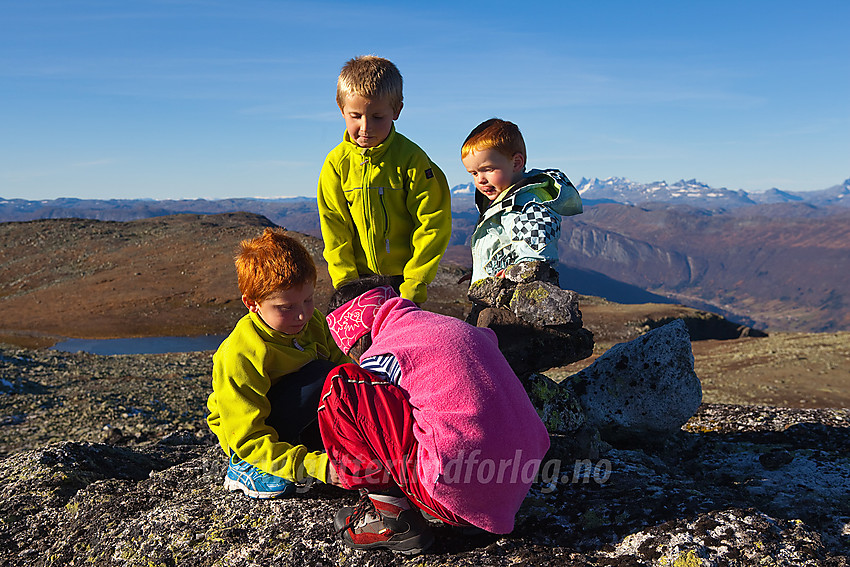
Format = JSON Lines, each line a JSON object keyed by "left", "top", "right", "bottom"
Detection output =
{"left": 317, "top": 55, "right": 452, "bottom": 304}
{"left": 206, "top": 228, "right": 349, "bottom": 498}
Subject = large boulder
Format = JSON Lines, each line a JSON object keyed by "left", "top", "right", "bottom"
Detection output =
{"left": 565, "top": 319, "right": 702, "bottom": 441}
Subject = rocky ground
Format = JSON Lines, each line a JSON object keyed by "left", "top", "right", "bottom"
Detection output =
{"left": 0, "top": 343, "right": 848, "bottom": 566}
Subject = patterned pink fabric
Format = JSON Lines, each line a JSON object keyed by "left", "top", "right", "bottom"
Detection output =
{"left": 326, "top": 286, "right": 398, "bottom": 354}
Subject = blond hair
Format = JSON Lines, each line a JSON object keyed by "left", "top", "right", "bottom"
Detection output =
{"left": 336, "top": 55, "right": 403, "bottom": 113}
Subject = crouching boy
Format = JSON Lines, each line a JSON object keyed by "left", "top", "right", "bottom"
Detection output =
{"left": 320, "top": 277, "right": 550, "bottom": 554}
{"left": 207, "top": 228, "right": 350, "bottom": 498}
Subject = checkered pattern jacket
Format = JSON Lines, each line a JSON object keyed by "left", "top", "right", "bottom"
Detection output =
{"left": 469, "top": 169, "right": 582, "bottom": 283}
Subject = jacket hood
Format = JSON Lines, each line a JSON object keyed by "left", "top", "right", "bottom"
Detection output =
{"left": 476, "top": 168, "right": 582, "bottom": 222}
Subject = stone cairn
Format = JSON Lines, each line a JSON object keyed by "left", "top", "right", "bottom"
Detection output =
{"left": 467, "top": 261, "right": 703, "bottom": 458}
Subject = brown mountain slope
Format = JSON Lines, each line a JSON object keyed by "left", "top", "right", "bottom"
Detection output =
{"left": 0, "top": 213, "right": 469, "bottom": 346}
{"left": 1, "top": 214, "right": 287, "bottom": 344}
{"left": 0, "top": 213, "right": 752, "bottom": 346}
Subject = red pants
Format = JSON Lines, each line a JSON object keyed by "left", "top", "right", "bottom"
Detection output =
{"left": 317, "top": 363, "right": 469, "bottom": 526}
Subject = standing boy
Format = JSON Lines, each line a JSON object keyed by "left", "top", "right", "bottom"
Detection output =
{"left": 206, "top": 228, "right": 349, "bottom": 498}
{"left": 317, "top": 55, "right": 452, "bottom": 304}
{"left": 461, "top": 118, "right": 583, "bottom": 284}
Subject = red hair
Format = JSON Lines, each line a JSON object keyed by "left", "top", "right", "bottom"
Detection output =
{"left": 461, "top": 118, "right": 526, "bottom": 162}
{"left": 235, "top": 228, "right": 317, "bottom": 301}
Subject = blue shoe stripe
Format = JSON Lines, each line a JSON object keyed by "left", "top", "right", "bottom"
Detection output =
{"left": 225, "top": 454, "right": 295, "bottom": 498}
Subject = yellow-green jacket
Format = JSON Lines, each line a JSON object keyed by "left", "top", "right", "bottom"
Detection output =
{"left": 206, "top": 310, "right": 350, "bottom": 483}
{"left": 317, "top": 126, "right": 452, "bottom": 303}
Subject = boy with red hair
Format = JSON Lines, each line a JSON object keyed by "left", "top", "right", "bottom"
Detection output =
{"left": 206, "top": 228, "right": 349, "bottom": 498}
{"left": 461, "top": 118, "right": 583, "bottom": 284}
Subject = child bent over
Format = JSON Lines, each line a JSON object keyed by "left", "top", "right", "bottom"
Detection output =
{"left": 320, "top": 276, "right": 550, "bottom": 554}
{"left": 462, "top": 118, "right": 583, "bottom": 285}
{"left": 317, "top": 55, "right": 452, "bottom": 304}
{"left": 206, "top": 228, "right": 349, "bottom": 498}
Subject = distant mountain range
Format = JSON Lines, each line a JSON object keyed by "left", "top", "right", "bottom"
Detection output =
{"left": 2, "top": 177, "right": 847, "bottom": 223}
{"left": 451, "top": 177, "right": 850, "bottom": 210}
{"left": 2, "top": 176, "right": 848, "bottom": 333}
{"left": 0, "top": 195, "right": 324, "bottom": 235}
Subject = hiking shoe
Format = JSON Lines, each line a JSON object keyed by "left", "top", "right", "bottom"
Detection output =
{"left": 334, "top": 490, "right": 434, "bottom": 555}
{"left": 223, "top": 453, "right": 295, "bottom": 499}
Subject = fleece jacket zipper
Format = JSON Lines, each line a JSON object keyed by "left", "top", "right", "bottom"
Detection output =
{"left": 360, "top": 150, "right": 381, "bottom": 269}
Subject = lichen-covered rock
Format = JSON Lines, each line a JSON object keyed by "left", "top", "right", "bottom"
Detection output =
{"left": 510, "top": 282, "right": 583, "bottom": 329}
{"left": 502, "top": 261, "right": 561, "bottom": 286}
{"left": 596, "top": 508, "right": 841, "bottom": 566}
{"left": 1, "top": 407, "right": 849, "bottom": 565}
{"left": 566, "top": 319, "right": 703, "bottom": 441}
{"left": 465, "top": 261, "right": 594, "bottom": 377}
{"left": 521, "top": 373, "right": 586, "bottom": 435}
{"left": 467, "top": 275, "right": 515, "bottom": 311}
{"left": 1, "top": 344, "right": 848, "bottom": 566}
{"left": 467, "top": 261, "right": 562, "bottom": 313}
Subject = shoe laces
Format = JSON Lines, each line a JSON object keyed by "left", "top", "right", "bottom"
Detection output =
{"left": 335, "top": 490, "right": 375, "bottom": 536}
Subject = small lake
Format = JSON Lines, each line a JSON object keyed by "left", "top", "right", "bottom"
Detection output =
{"left": 49, "top": 335, "right": 227, "bottom": 356}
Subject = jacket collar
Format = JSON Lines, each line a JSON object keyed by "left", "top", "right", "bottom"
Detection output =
{"left": 475, "top": 176, "right": 533, "bottom": 223}
{"left": 474, "top": 169, "right": 575, "bottom": 225}
{"left": 343, "top": 124, "right": 396, "bottom": 161}
{"left": 248, "top": 311, "right": 308, "bottom": 346}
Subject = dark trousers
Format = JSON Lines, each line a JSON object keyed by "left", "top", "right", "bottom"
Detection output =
{"left": 266, "top": 358, "right": 339, "bottom": 452}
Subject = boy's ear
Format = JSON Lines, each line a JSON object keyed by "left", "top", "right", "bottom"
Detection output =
{"left": 393, "top": 101, "right": 403, "bottom": 120}
{"left": 512, "top": 152, "right": 526, "bottom": 172}
{"left": 242, "top": 294, "right": 260, "bottom": 313}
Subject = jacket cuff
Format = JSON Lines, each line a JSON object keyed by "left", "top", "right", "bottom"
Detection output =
{"left": 399, "top": 279, "right": 427, "bottom": 304}
{"left": 302, "top": 451, "right": 329, "bottom": 484}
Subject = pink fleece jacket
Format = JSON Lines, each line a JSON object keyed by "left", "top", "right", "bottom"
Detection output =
{"left": 361, "top": 297, "right": 550, "bottom": 533}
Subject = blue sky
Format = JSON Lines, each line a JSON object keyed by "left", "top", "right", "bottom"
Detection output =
{"left": 1, "top": 0, "right": 848, "bottom": 200}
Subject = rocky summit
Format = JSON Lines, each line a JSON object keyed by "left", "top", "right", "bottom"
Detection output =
{"left": 1, "top": 343, "right": 848, "bottom": 566}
